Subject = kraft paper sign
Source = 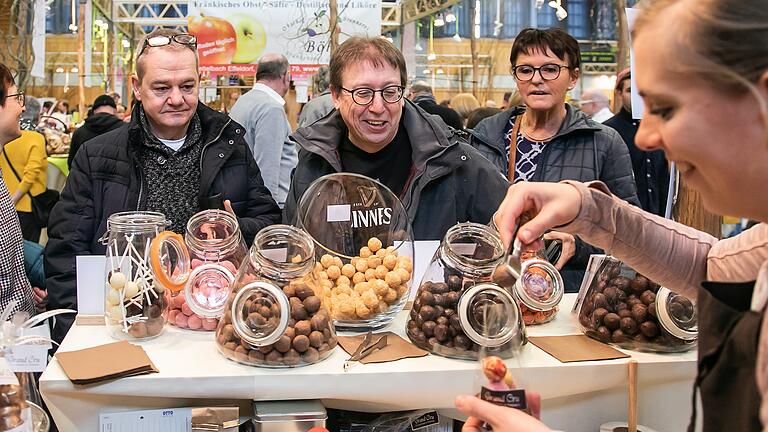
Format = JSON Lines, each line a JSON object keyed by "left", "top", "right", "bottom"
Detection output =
{"left": 529, "top": 335, "right": 630, "bottom": 363}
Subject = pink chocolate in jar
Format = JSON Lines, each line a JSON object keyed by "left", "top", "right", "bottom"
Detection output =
{"left": 188, "top": 314, "right": 203, "bottom": 330}
{"left": 174, "top": 312, "right": 189, "bottom": 328}
{"left": 202, "top": 318, "right": 218, "bottom": 331}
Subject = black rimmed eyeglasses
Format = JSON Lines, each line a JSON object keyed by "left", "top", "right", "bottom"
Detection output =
{"left": 340, "top": 85, "right": 405, "bottom": 106}
{"left": 511, "top": 64, "right": 569, "bottom": 81}
{"left": 5, "top": 92, "right": 25, "bottom": 107}
{"left": 138, "top": 33, "right": 197, "bottom": 57}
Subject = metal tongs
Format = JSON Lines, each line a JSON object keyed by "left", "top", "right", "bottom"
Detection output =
{"left": 343, "top": 331, "right": 388, "bottom": 372}
{"left": 491, "top": 218, "right": 525, "bottom": 288}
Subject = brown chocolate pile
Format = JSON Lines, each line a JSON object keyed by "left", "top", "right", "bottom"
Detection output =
{"left": 406, "top": 275, "right": 479, "bottom": 357}
{"left": 579, "top": 268, "right": 694, "bottom": 350}
{"left": 216, "top": 278, "right": 337, "bottom": 367}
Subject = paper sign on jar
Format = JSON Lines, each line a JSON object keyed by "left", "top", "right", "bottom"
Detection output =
{"left": 6, "top": 325, "right": 52, "bottom": 373}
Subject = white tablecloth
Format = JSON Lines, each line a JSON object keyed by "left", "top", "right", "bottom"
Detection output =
{"left": 40, "top": 295, "right": 697, "bottom": 432}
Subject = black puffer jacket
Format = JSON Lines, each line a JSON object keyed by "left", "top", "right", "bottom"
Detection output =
{"left": 45, "top": 102, "right": 281, "bottom": 343}
{"left": 284, "top": 100, "right": 509, "bottom": 241}
{"left": 68, "top": 112, "right": 125, "bottom": 169}
{"left": 470, "top": 104, "right": 640, "bottom": 292}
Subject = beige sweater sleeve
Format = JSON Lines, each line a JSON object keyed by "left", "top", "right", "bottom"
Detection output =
{"left": 557, "top": 181, "right": 768, "bottom": 299}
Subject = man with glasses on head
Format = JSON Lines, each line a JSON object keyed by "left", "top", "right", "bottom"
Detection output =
{"left": 44, "top": 28, "right": 281, "bottom": 343}
{"left": 284, "top": 36, "right": 508, "bottom": 240}
{"left": 470, "top": 28, "right": 637, "bottom": 293}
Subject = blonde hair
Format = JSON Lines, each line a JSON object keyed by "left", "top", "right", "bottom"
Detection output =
{"left": 634, "top": 0, "right": 768, "bottom": 121}
{"left": 451, "top": 93, "right": 481, "bottom": 121}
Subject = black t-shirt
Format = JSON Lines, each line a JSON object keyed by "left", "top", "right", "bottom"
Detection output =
{"left": 339, "top": 122, "right": 413, "bottom": 196}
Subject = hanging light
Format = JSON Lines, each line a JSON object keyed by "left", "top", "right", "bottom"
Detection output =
{"left": 445, "top": 8, "right": 457, "bottom": 23}
{"left": 453, "top": 11, "right": 461, "bottom": 42}
{"left": 436, "top": 69, "right": 445, "bottom": 75}
{"left": 427, "top": 17, "right": 437, "bottom": 61}
{"left": 434, "top": 13, "right": 445, "bottom": 27}
{"left": 71, "top": 67, "right": 79, "bottom": 73}
{"left": 474, "top": 1, "right": 481, "bottom": 39}
{"left": 423, "top": 69, "right": 431, "bottom": 75}
{"left": 414, "top": 21, "right": 423, "bottom": 51}
{"left": 55, "top": 67, "right": 64, "bottom": 73}
{"left": 548, "top": 0, "right": 568, "bottom": 20}
{"left": 493, "top": 0, "right": 503, "bottom": 36}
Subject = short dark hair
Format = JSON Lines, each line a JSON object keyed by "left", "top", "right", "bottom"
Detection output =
{"left": 509, "top": 28, "right": 581, "bottom": 71}
{"left": 410, "top": 82, "right": 432, "bottom": 95}
{"left": 256, "top": 56, "right": 289, "bottom": 81}
{"left": 466, "top": 107, "right": 501, "bottom": 130}
{"left": 0, "top": 64, "right": 16, "bottom": 107}
{"left": 330, "top": 36, "right": 407, "bottom": 90}
{"left": 136, "top": 28, "right": 198, "bottom": 79}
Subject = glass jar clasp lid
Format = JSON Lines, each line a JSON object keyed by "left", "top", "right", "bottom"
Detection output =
{"left": 458, "top": 283, "right": 521, "bottom": 348}
{"left": 515, "top": 259, "right": 564, "bottom": 311}
{"left": 184, "top": 263, "right": 236, "bottom": 319}
{"left": 231, "top": 281, "right": 290, "bottom": 347}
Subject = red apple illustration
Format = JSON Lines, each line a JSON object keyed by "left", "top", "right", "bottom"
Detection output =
{"left": 188, "top": 15, "right": 237, "bottom": 65}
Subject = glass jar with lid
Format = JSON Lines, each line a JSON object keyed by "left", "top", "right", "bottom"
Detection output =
{"left": 150, "top": 209, "right": 248, "bottom": 331}
{"left": 407, "top": 223, "right": 527, "bottom": 360}
{"left": 215, "top": 225, "right": 337, "bottom": 367}
{"left": 514, "top": 249, "right": 564, "bottom": 325}
{"left": 293, "top": 173, "right": 414, "bottom": 332}
{"left": 103, "top": 211, "right": 168, "bottom": 340}
{"left": 576, "top": 256, "right": 697, "bottom": 352}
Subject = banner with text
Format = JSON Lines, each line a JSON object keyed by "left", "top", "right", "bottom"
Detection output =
{"left": 187, "top": 0, "right": 381, "bottom": 75}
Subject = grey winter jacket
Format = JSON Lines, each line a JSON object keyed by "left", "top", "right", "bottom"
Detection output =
{"left": 284, "top": 100, "right": 509, "bottom": 241}
{"left": 470, "top": 104, "right": 640, "bottom": 291}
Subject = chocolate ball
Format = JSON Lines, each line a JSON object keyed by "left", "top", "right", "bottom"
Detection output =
{"left": 444, "top": 308, "right": 456, "bottom": 318}
{"left": 492, "top": 265, "right": 517, "bottom": 288}
{"left": 433, "top": 294, "right": 444, "bottom": 307}
{"left": 419, "top": 305, "right": 437, "bottom": 321}
{"left": 604, "top": 313, "right": 621, "bottom": 331}
{"left": 640, "top": 321, "right": 660, "bottom": 338}
{"left": 294, "top": 284, "right": 314, "bottom": 300}
{"left": 303, "top": 296, "right": 321, "bottom": 314}
{"left": 611, "top": 329, "right": 627, "bottom": 343}
{"left": 454, "top": 335, "right": 472, "bottom": 350}
{"left": 311, "top": 314, "right": 328, "bottom": 332}
{"left": 291, "top": 305, "right": 308, "bottom": 321}
{"left": 603, "top": 287, "right": 619, "bottom": 304}
{"left": 631, "top": 304, "right": 648, "bottom": 322}
{"left": 295, "top": 320, "right": 312, "bottom": 336}
{"left": 423, "top": 321, "right": 437, "bottom": 337}
{"left": 292, "top": 335, "right": 310, "bottom": 352}
{"left": 275, "top": 335, "right": 292, "bottom": 353}
{"left": 303, "top": 347, "right": 320, "bottom": 363}
{"left": 613, "top": 276, "right": 631, "bottom": 293}
{"left": 434, "top": 324, "right": 449, "bottom": 342}
{"left": 309, "top": 331, "right": 324, "bottom": 348}
{"left": 641, "top": 290, "right": 656, "bottom": 306}
{"left": 258, "top": 345, "right": 273, "bottom": 354}
{"left": 284, "top": 326, "right": 296, "bottom": 340}
{"left": 427, "top": 337, "right": 438, "bottom": 347}
{"left": 648, "top": 303, "right": 657, "bottom": 318}
{"left": 593, "top": 293, "right": 608, "bottom": 310}
{"left": 128, "top": 322, "right": 148, "bottom": 338}
{"left": 419, "top": 291, "right": 435, "bottom": 306}
{"left": 597, "top": 326, "right": 611, "bottom": 341}
{"left": 620, "top": 317, "right": 638, "bottom": 335}
{"left": 449, "top": 314, "right": 462, "bottom": 331}
{"left": 618, "top": 309, "right": 633, "bottom": 319}
{"left": 591, "top": 307, "right": 609, "bottom": 329}
{"left": 248, "top": 350, "right": 265, "bottom": 362}
{"left": 247, "top": 312, "right": 267, "bottom": 328}
{"left": 436, "top": 316, "right": 449, "bottom": 326}
{"left": 224, "top": 341, "right": 238, "bottom": 352}
{"left": 234, "top": 345, "right": 250, "bottom": 362}
{"left": 283, "top": 349, "right": 301, "bottom": 366}
{"left": 434, "top": 305, "right": 445, "bottom": 318}
{"left": 265, "top": 350, "right": 283, "bottom": 365}
{"left": 447, "top": 275, "right": 462, "bottom": 290}
{"left": 444, "top": 291, "right": 460, "bottom": 307}
{"left": 283, "top": 284, "right": 296, "bottom": 297}
{"left": 630, "top": 276, "right": 649, "bottom": 294}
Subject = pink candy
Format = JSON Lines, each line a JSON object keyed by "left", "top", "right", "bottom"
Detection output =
{"left": 174, "top": 312, "right": 189, "bottom": 328}
{"left": 187, "top": 315, "right": 202, "bottom": 330}
{"left": 181, "top": 302, "right": 193, "bottom": 316}
{"left": 202, "top": 318, "right": 218, "bottom": 331}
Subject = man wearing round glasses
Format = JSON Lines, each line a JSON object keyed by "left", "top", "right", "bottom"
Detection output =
{"left": 44, "top": 28, "right": 281, "bottom": 343}
{"left": 285, "top": 36, "right": 508, "bottom": 240}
